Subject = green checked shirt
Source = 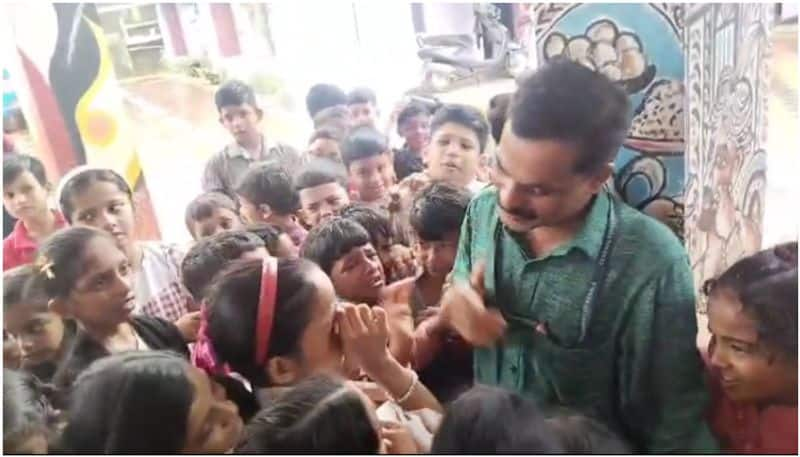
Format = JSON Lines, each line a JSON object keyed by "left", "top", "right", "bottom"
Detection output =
{"left": 452, "top": 187, "right": 718, "bottom": 453}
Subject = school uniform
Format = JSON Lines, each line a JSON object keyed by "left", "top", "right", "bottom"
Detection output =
{"left": 53, "top": 315, "right": 188, "bottom": 390}
{"left": 134, "top": 241, "right": 196, "bottom": 323}
{"left": 2, "top": 210, "right": 67, "bottom": 271}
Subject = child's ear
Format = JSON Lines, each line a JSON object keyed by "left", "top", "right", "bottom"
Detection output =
{"left": 49, "top": 297, "right": 71, "bottom": 319}
{"left": 257, "top": 204, "right": 272, "bottom": 222}
{"left": 218, "top": 114, "right": 225, "bottom": 126}
{"left": 255, "top": 108, "right": 264, "bottom": 121}
{"left": 265, "top": 356, "right": 302, "bottom": 387}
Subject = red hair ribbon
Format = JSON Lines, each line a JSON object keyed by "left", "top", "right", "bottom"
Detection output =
{"left": 254, "top": 256, "right": 278, "bottom": 365}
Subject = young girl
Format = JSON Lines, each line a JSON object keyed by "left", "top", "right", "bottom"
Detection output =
{"left": 3, "top": 154, "right": 67, "bottom": 271}
{"left": 30, "top": 226, "right": 188, "bottom": 389}
{"left": 240, "top": 374, "right": 418, "bottom": 454}
{"left": 4, "top": 265, "right": 76, "bottom": 383}
{"left": 56, "top": 166, "right": 199, "bottom": 338}
{"left": 205, "top": 256, "right": 441, "bottom": 414}
{"left": 704, "top": 242, "right": 797, "bottom": 454}
{"left": 3, "top": 369, "right": 55, "bottom": 454}
{"left": 59, "top": 351, "right": 243, "bottom": 453}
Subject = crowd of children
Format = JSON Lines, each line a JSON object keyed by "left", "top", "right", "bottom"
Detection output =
{"left": 3, "top": 62, "right": 797, "bottom": 455}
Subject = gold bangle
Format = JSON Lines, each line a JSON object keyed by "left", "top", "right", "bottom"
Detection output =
{"left": 394, "top": 369, "right": 419, "bottom": 405}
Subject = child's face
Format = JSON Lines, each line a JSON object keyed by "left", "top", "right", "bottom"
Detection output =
{"left": 59, "top": 236, "right": 136, "bottom": 333}
{"left": 3, "top": 171, "right": 49, "bottom": 220}
{"left": 3, "top": 331, "right": 22, "bottom": 369}
{"left": 299, "top": 182, "right": 350, "bottom": 228}
{"left": 219, "top": 103, "right": 262, "bottom": 144}
{"left": 273, "top": 233, "right": 299, "bottom": 258}
{"left": 182, "top": 365, "right": 244, "bottom": 453}
{"left": 4, "top": 307, "right": 65, "bottom": 367}
{"left": 426, "top": 122, "right": 481, "bottom": 188}
{"left": 330, "top": 243, "right": 385, "bottom": 304}
{"left": 349, "top": 102, "right": 378, "bottom": 128}
{"left": 308, "top": 138, "right": 342, "bottom": 162}
{"left": 399, "top": 114, "right": 431, "bottom": 153}
{"left": 191, "top": 208, "right": 244, "bottom": 240}
{"left": 707, "top": 289, "right": 797, "bottom": 404}
{"left": 414, "top": 231, "right": 459, "bottom": 279}
{"left": 69, "top": 180, "right": 136, "bottom": 253}
{"left": 237, "top": 195, "right": 264, "bottom": 225}
{"left": 348, "top": 154, "right": 395, "bottom": 203}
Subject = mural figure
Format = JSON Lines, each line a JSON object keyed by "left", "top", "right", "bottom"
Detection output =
{"left": 684, "top": 4, "right": 771, "bottom": 307}
{"left": 522, "top": 3, "right": 687, "bottom": 240}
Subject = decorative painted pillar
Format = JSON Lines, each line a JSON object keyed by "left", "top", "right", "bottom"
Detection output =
{"left": 210, "top": 3, "right": 242, "bottom": 57}
{"left": 160, "top": 3, "right": 189, "bottom": 57}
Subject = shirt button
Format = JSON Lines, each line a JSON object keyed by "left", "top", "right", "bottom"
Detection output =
{"left": 510, "top": 364, "right": 519, "bottom": 373}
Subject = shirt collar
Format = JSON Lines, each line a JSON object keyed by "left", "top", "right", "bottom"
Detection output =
{"left": 11, "top": 210, "right": 68, "bottom": 252}
{"left": 225, "top": 134, "right": 270, "bottom": 160}
{"left": 556, "top": 189, "right": 611, "bottom": 259}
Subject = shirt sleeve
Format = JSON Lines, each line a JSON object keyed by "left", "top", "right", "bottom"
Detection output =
{"left": 450, "top": 198, "right": 475, "bottom": 285}
{"left": 618, "top": 254, "right": 719, "bottom": 452}
{"left": 201, "top": 153, "right": 226, "bottom": 194}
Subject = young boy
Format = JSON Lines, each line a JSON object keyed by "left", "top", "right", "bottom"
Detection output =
{"left": 419, "top": 103, "right": 490, "bottom": 195}
{"left": 306, "top": 83, "right": 348, "bottom": 121}
{"left": 185, "top": 191, "right": 244, "bottom": 241}
{"left": 3, "top": 154, "right": 67, "bottom": 270}
{"left": 393, "top": 102, "right": 431, "bottom": 180}
{"left": 347, "top": 87, "right": 379, "bottom": 128}
{"left": 235, "top": 162, "right": 308, "bottom": 247}
{"left": 383, "top": 182, "right": 473, "bottom": 402}
{"left": 245, "top": 222, "right": 299, "bottom": 258}
{"left": 339, "top": 203, "right": 416, "bottom": 283}
{"left": 307, "top": 127, "right": 344, "bottom": 163}
{"left": 295, "top": 158, "right": 350, "bottom": 229}
{"left": 301, "top": 217, "right": 412, "bottom": 363}
{"left": 341, "top": 126, "right": 396, "bottom": 206}
{"left": 202, "top": 80, "right": 303, "bottom": 197}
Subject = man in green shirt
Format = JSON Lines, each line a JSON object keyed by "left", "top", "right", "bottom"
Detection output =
{"left": 441, "top": 60, "right": 718, "bottom": 452}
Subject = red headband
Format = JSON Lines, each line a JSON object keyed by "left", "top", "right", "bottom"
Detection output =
{"left": 254, "top": 256, "right": 278, "bottom": 366}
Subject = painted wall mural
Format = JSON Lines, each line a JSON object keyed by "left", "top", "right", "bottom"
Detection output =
{"left": 522, "top": 3, "right": 687, "bottom": 239}
{"left": 684, "top": 4, "right": 772, "bottom": 308}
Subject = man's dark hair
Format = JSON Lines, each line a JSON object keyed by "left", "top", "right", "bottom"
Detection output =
{"left": 295, "top": 159, "right": 348, "bottom": 192}
{"left": 347, "top": 87, "right": 377, "bottom": 106}
{"left": 306, "top": 84, "right": 347, "bottom": 119}
{"left": 3, "top": 154, "right": 48, "bottom": 188}
{"left": 339, "top": 203, "right": 392, "bottom": 248}
{"left": 184, "top": 192, "right": 238, "bottom": 236}
{"left": 340, "top": 126, "right": 389, "bottom": 169}
{"left": 410, "top": 183, "right": 470, "bottom": 242}
{"left": 301, "top": 217, "right": 371, "bottom": 276}
{"left": 215, "top": 80, "right": 258, "bottom": 112}
{"left": 308, "top": 126, "right": 343, "bottom": 145}
{"left": 510, "top": 58, "right": 630, "bottom": 175}
{"left": 396, "top": 102, "right": 431, "bottom": 135}
{"left": 180, "top": 230, "right": 265, "bottom": 301}
{"left": 235, "top": 162, "right": 300, "bottom": 215}
{"left": 430, "top": 104, "right": 490, "bottom": 153}
{"left": 487, "top": 92, "right": 513, "bottom": 144}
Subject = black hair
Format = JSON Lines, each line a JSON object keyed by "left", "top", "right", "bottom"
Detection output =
{"left": 430, "top": 104, "right": 490, "bottom": 153}
{"left": 396, "top": 102, "right": 432, "bottom": 135}
{"left": 340, "top": 126, "right": 389, "bottom": 169}
{"left": 313, "top": 106, "right": 351, "bottom": 132}
{"left": 239, "top": 375, "right": 379, "bottom": 453}
{"left": 431, "top": 385, "right": 561, "bottom": 453}
{"left": 181, "top": 230, "right": 265, "bottom": 301}
{"left": 545, "top": 413, "right": 632, "bottom": 454}
{"left": 301, "top": 217, "right": 371, "bottom": 276}
{"left": 235, "top": 162, "right": 300, "bottom": 215}
{"left": 245, "top": 222, "right": 288, "bottom": 257}
{"left": 703, "top": 242, "right": 798, "bottom": 359}
{"left": 410, "top": 183, "right": 470, "bottom": 242}
{"left": 4, "top": 265, "right": 40, "bottom": 311}
{"left": 59, "top": 351, "right": 194, "bottom": 453}
{"left": 510, "top": 59, "right": 630, "bottom": 174}
{"left": 206, "top": 258, "right": 320, "bottom": 387}
{"left": 3, "top": 369, "right": 54, "bottom": 453}
{"left": 3, "top": 154, "right": 48, "bottom": 188}
{"left": 338, "top": 203, "right": 392, "bottom": 249}
{"left": 58, "top": 169, "right": 132, "bottom": 223}
{"left": 30, "top": 226, "right": 112, "bottom": 300}
{"left": 215, "top": 79, "right": 258, "bottom": 112}
{"left": 185, "top": 191, "right": 239, "bottom": 236}
{"left": 295, "top": 158, "right": 348, "bottom": 192}
{"left": 347, "top": 87, "right": 377, "bottom": 106}
{"left": 308, "top": 126, "right": 344, "bottom": 145}
{"left": 487, "top": 92, "right": 513, "bottom": 144}
{"left": 306, "top": 83, "right": 348, "bottom": 119}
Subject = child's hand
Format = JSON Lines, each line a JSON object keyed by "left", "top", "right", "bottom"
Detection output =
{"left": 175, "top": 311, "right": 203, "bottom": 343}
{"left": 338, "top": 304, "right": 392, "bottom": 379}
{"left": 386, "top": 244, "right": 418, "bottom": 283}
{"left": 380, "top": 421, "right": 419, "bottom": 454}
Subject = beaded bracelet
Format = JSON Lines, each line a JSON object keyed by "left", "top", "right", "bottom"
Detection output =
{"left": 394, "top": 369, "right": 419, "bottom": 405}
